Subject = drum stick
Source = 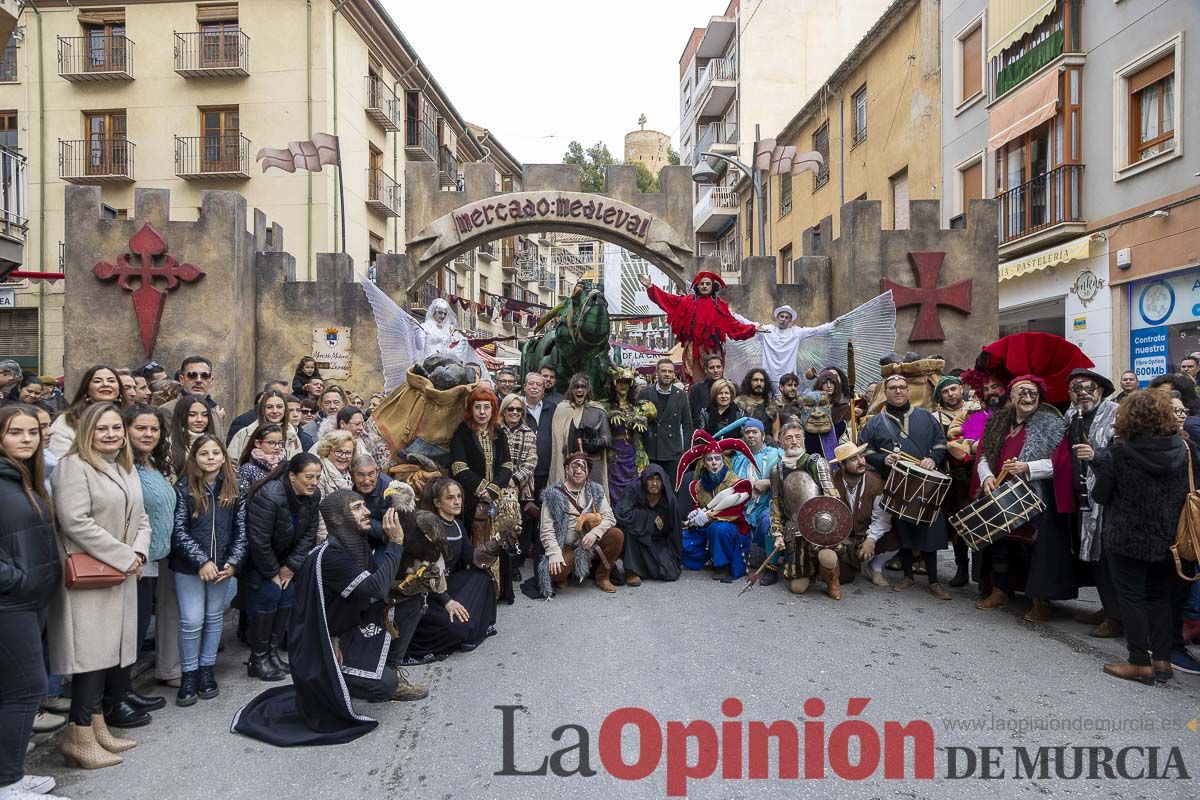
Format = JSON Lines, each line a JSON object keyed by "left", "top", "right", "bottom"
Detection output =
{"left": 894, "top": 451, "right": 923, "bottom": 465}
{"left": 994, "top": 468, "right": 1010, "bottom": 485}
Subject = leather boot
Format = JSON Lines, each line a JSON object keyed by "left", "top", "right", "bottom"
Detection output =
{"left": 623, "top": 571, "right": 642, "bottom": 587}
{"left": 1103, "top": 662, "right": 1155, "bottom": 685}
{"left": 247, "top": 613, "right": 287, "bottom": 682}
{"left": 1089, "top": 618, "right": 1124, "bottom": 639}
{"left": 101, "top": 698, "right": 150, "bottom": 729}
{"left": 90, "top": 714, "right": 136, "bottom": 752}
{"left": 391, "top": 668, "right": 429, "bottom": 701}
{"left": 788, "top": 576, "right": 810, "bottom": 595}
{"left": 1024, "top": 598, "right": 1053, "bottom": 622}
{"left": 1152, "top": 659, "right": 1174, "bottom": 683}
{"left": 948, "top": 563, "right": 969, "bottom": 588}
{"left": 61, "top": 723, "right": 122, "bottom": 769}
{"left": 975, "top": 588, "right": 1008, "bottom": 609}
{"left": 176, "top": 671, "right": 198, "bottom": 706}
{"left": 268, "top": 607, "right": 291, "bottom": 675}
{"left": 819, "top": 565, "right": 841, "bottom": 601}
{"left": 1074, "top": 608, "right": 1106, "bottom": 626}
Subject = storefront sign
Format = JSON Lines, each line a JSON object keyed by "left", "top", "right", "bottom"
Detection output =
{"left": 1070, "top": 269, "right": 1103, "bottom": 306}
{"left": 1073, "top": 316, "right": 1086, "bottom": 331}
{"left": 1128, "top": 267, "right": 1200, "bottom": 385}
{"left": 452, "top": 192, "right": 652, "bottom": 242}
{"left": 312, "top": 327, "right": 352, "bottom": 380}
{"left": 998, "top": 235, "right": 1091, "bottom": 282}
{"left": 0, "top": 288, "right": 14, "bottom": 308}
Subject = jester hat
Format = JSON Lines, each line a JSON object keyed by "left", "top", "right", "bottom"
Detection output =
{"left": 675, "top": 428, "right": 756, "bottom": 490}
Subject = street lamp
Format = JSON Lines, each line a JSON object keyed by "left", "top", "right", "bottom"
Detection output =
{"left": 691, "top": 132, "right": 766, "bottom": 257}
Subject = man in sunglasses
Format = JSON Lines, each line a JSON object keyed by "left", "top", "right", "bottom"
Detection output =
{"left": 160, "top": 355, "right": 227, "bottom": 438}
{"left": 1057, "top": 368, "right": 1121, "bottom": 638}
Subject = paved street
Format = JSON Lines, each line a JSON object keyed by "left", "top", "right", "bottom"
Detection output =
{"left": 28, "top": 556, "right": 1200, "bottom": 800}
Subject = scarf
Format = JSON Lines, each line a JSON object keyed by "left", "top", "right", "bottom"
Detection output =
{"left": 250, "top": 447, "right": 285, "bottom": 472}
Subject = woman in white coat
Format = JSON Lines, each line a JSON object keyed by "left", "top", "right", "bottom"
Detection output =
{"left": 49, "top": 402, "right": 152, "bottom": 770}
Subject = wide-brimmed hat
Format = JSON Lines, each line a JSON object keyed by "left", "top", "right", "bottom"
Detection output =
{"left": 1067, "top": 368, "right": 1115, "bottom": 398}
{"left": 833, "top": 442, "right": 867, "bottom": 463}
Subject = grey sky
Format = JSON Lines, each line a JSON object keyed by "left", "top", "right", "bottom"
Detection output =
{"left": 383, "top": 0, "right": 702, "bottom": 165}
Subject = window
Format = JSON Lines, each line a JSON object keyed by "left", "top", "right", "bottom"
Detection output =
{"left": 779, "top": 244, "right": 793, "bottom": 283}
{"left": 478, "top": 274, "right": 489, "bottom": 307}
{"left": 81, "top": 13, "right": 127, "bottom": 72}
{"left": 890, "top": 169, "right": 909, "bottom": 230}
{"left": 0, "top": 40, "right": 16, "bottom": 83}
{"left": 369, "top": 232, "right": 383, "bottom": 267}
{"left": 0, "top": 111, "right": 16, "bottom": 151}
{"left": 957, "top": 17, "right": 983, "bottom": 106}
{"left": 440, "top": 266, "right": 456, "bottom": 296}
{"left": 745, "top": 197, "right": 754, "bottom": 255}
{"left": 200, "top": 106, "right": 239, "bottom": 171}
{"left": 957, "top": 156, "right": 984, "bottom": 216}
{"left": 812, "top": 122, "right": 830, "bottom": 190}
{"left": 577, "top": 243, "right": 594, "bottom": 264}
{"left": 851, "top": 85, "right": 867, "bottom": 145}
{"left": 1129, "top": 54, "right": 1175, "bottom": 164}
{"left": 84, "top": 111, "right": 128, "bottom": 175}
{"left": 778, "top": 172, "right": 792, "bottom": 217}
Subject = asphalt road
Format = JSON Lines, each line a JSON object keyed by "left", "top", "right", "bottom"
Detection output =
{"left": 27, "top": 557, "right": 1200, "bottom": 800}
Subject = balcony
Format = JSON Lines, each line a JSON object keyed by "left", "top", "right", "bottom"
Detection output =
{"left": 364, "top": 74, "right": 401, "bottom": 132}
{"left": 58, "top": 35, "right": 133, "bottom": 82}
{"left": 477, "top": 240, "right": 497, "bottom": 261}
{"left": 174, "top": 30, "right": 249, "bottom": 78}
{"left": 997, "top": 164, "right": 1085, "bottom": 254}
{"left": 405, "top": 117, "right": 438, "bottom": 162}
{"left": 438, "top": 146, "right": 459, "bottom": 189}
{"left": 697, "top": 242, "right": 738, "bottom": 272}
{"left": 0, "top": 146, "right": 27, "bottom": 269}
{"left": 693, "top": 58, "right": 736, "bottom": 119}
{"left": 174, "top": 134, "right": 250, "bottom": 179}
{"left": 418, "top": 281, "right": 440, "bottom": 311}
{"left": 693, "top": 186, "right": 738, "bottom": 233}
{"left": 366, "top": 167, "right": 401, "bottom": 217}
{"left": 59, "top": 138, "right": 135, "bottom": 184}
{"left": 696, "top": 15, "right": 735, "bottom": 59}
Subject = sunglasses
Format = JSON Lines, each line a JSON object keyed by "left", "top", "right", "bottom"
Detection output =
{"left": 186, "top": 371, "right": 212, "bottom": 381}
{"left": 504, "top": 406, "right": 525, "bottom": 413}
{"left": 1014, "top": 387, "right": 1040, "bottom": 399}
{"left": 1068, "top": 382, "right": 1098, "bottom": 394}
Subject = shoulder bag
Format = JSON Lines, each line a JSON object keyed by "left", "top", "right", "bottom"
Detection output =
{"left": 1171, "top": 444, "right": 1200, "bottom": 581}
{"left": 63, "top": 479, "right": 134, "bottom": 590}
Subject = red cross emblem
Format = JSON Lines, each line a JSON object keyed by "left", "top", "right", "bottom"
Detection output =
{"left": 93, "top": 223, "right": 205, "bottom": 357}
{"left": 880, "top": 252, "right": 972, "bottom": 343}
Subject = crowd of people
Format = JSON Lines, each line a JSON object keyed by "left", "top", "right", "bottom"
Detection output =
{"left": 2, "top": 339, "right": 1200, "bottom": 796}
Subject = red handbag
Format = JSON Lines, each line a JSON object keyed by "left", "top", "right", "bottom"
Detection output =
{"left": 62, "top": 502, "right": 133, "bottom": 590}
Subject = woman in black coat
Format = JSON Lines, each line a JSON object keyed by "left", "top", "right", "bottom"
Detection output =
{"left": 241, "top": 453, "right": 322, "bottom": 682}
{"left": 1091, "top": 390, "right": 1199, "bottom": 685}
{"left": 448, "top": 386, "right": 514, "bottom": 543}
{"left": 0, "top": 404, "right": 61, "bottom": 793}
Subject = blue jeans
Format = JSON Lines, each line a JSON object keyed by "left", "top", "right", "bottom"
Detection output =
{"left": 175, "top": 573, "right": 228, "bottom": 672}
{"left": 245, "top": 578, "right": 296, "bottom": 615}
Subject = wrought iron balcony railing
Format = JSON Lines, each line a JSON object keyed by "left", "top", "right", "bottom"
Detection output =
{"left": 174, "top": 30, "right": 249, "bottom": 77}
{"left": 174, "top": 134, "right": 251, "bottom": 179}
{"left": 59, "top": 138, "right": 135, "bottom": 183}
{"left": 405, "top": 117, "right": 438, "bottom": 162}
{"left": 997, "top": 164, "right": 1084, "bottom": 244}
{"left": 58, "top": 35, "right": 133, "bottom": 81}
{"left": 0, "top": 146, "right": 28, "bottom": 242}
{"left": 365, "top": 74, "right": 402, "bottom": 132}
{"left": 366, "top": 167, "right": 402, "bottom": 217}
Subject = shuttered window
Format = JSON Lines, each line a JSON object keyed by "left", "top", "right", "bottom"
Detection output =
{"left": 0, "top": 309, "right": 38, "bottom": 369}
{"left": 197, "top": 4, "right": 238, "bottom": 22}
{"left": 891, "top": 169, "right": 909, "bottom": 230}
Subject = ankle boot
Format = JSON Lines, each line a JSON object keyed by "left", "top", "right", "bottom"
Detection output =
{"left": 197, "top": 666, "right": 219, "bottom": 700}
{"left": 247, "top": 613, "right": 286, "bottom": 682}
{"left": 61, "top": 723, "right": 123, "bottom": 769}
{"left": 819, "top": 565, "right": 841, "bottom": 600}
{"left": 948, "top": 563, "right": 969, "bottom": 588}
{"left": 176, "top": 671, "right": 198, "bottom": 707}
{"left": 1103, "top": 662, "right": 1155, "bottom": 685}
{"left": 1152, "top": 659, "right": 1174, "bottom": 683}
{"left": 90, "top": 714, "right": 136, "bottom": 753}
{"left": 268, "top": 608, "right": 291, "bottom": 675}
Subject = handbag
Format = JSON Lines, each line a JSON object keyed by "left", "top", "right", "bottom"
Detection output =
{"left": 63, "top": 492, "right": 134, "bottom": 590}
{"left": 1171, "top": 446, "right": 1200, "bottom": 581}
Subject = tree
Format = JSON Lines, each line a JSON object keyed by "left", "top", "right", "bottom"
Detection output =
{"left": 563, "top": 140, "right": 616, "bottom": 192}
{"left": 667, "top": 144, "right": 680, "bottom": 166}
{"left": 635, "top": 162, "right": 658, "bottom": 193}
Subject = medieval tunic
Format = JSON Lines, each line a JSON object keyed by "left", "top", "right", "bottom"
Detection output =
{"left": 976, "top": 405, "right": 1076, "bottom": 600}
{"left": 645, "top": 284, "right": 758, "bottom": 382}
{"left": 753, "top": 321, "right": 834, "bottom": 387}
{"left": 615, "top": 465, "right": 682, "bottom": 582}
{"left": 833, "top": 469, "right": 899, "bottom": 580}
{"left": 405, "top": 517, "right": 497, "bottom": 662}
{"left": 535, "top": 480, "right": 616, "bottom": 597}
{"left": 232, "top": 539, "right": 403, "bottom": 747}
{"left": 858, "top": 404, "right": 949, "bottom": 551}
{"left": 548, "top": 401, "right": 612, "bottom": 488}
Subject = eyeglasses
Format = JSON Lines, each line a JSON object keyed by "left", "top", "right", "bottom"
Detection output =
{"left": 259, "top": 440, "right": 285, "bottom": 450}
{"left": 1173, "top": 408, "right": 1189, "bottom": 418}
{"left": 1014, "top": 387, "right": 1040, "bottom": 399}
{"left": 332, "top": 449, "right": 355, "bottom": 458}
{"left": 186, "top": 371, "right": 212, "bottom": 381}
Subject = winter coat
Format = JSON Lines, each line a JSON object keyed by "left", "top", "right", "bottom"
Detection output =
{"left": 0, "top": 462, "right": 61, "bottom": 612}
{"left": 1092, "top": 435, "right": 1198, "bottom": 562}
{"left": 170, "top": 475, "right": 249, "bottom": 575}
{"left": 48, "top": 454, "right": 152, "bottom": 674}
{"left": 639, "top": 384, "right": 694, "bottom": 462}
{"left": 241, "top": 474, "right": 320, "bottom": 588}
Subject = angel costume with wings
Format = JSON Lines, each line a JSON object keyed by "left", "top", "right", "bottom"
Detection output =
{"left": 726, "top": 292, "right": 898, "bottom": 396}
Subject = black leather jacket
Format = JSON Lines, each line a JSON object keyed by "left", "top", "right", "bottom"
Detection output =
{"left": 0, "top": 463, "right": 61, "bottom": 611}
{"left": 170, "top": 474, "right": 248, "bottom": 575}
{"left": 241, "top": 474, "right": 320, "bottom": 587}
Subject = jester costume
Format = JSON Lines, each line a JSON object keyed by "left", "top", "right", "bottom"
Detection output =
{"left": 676, "top": 431, "right": 756, "bottom": 580}
{"left": 645, "top": 271, "right": 757, "bottom": 383}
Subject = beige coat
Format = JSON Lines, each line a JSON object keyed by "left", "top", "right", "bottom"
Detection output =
{"left": 48, "top": 454, "right": 152, "bottom": 675}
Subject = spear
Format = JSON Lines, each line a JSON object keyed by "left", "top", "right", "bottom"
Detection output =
{"left": 739, "top": 542, "right": 784, "bottom": 596}
{"left": 847, "top": 339, "right": 859, "bottom": 442}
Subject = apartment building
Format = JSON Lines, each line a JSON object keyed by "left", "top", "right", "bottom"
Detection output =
{"left": 739, "top": 0, "right": 941, "bottom": 281}
{"left": 941, "top": 0, "right": 1199, "bottom": 379}
{"left": 0, "top": 0, "right": 540, "bottom": 375}
{"left": 677, "top": 0, "right": 892, "bottom": 280}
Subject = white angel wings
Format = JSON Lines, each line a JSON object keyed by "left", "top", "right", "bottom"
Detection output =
{"left": 360, "top": 279, "right": 484, "bottom": 393}
{"left": 725, "top": 291, "right": 897, "bottom": 392}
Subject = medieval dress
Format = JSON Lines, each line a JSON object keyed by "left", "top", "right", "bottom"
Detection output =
{"left": 605, "top": 399, "right": 656, "bottom": 508}
{"left": 614, "top": 464, "right": 682, "bottom": 582}
{"left": 449, "top": 422, "right": 514, "bottom": 601}
{"left": 404, "top": 514, "right": 497, "bottom": 663}
{"left": 548, "top": 400, "right": 611, "bottom": 488}
{"left": 231, "top": 537, "right": 404, "bottom": 746}
{"left": 858, "top": 404, "right": 949, "bottom": 551}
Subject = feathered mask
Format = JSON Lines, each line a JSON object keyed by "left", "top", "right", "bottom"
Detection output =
{"left": 675, "top": 429, "right": 756, "bottom": 490}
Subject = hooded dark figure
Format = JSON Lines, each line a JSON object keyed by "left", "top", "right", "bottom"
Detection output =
{"left": 615, "top": 464, "right": 683, "bottom": 582}
{"left": 232, "top": 490, "right": 408, "bottom": 746}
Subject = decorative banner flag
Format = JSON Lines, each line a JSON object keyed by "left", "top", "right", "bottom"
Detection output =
{"left": 753, "top": 138, "right": 824, "bottom": 177}
{"left": 256, "top": 133, "right": 340, "bottom": 174}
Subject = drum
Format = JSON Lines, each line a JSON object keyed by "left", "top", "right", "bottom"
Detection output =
{"left": 881, "top": 460, "right": 952, "bottom": 525}
{"left": 949, "top": 478, "right": 1046, "bottom": 551}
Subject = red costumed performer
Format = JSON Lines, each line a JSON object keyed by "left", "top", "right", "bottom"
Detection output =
{"left": 639, "top": 271, "right": 761, "bottom": 383}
